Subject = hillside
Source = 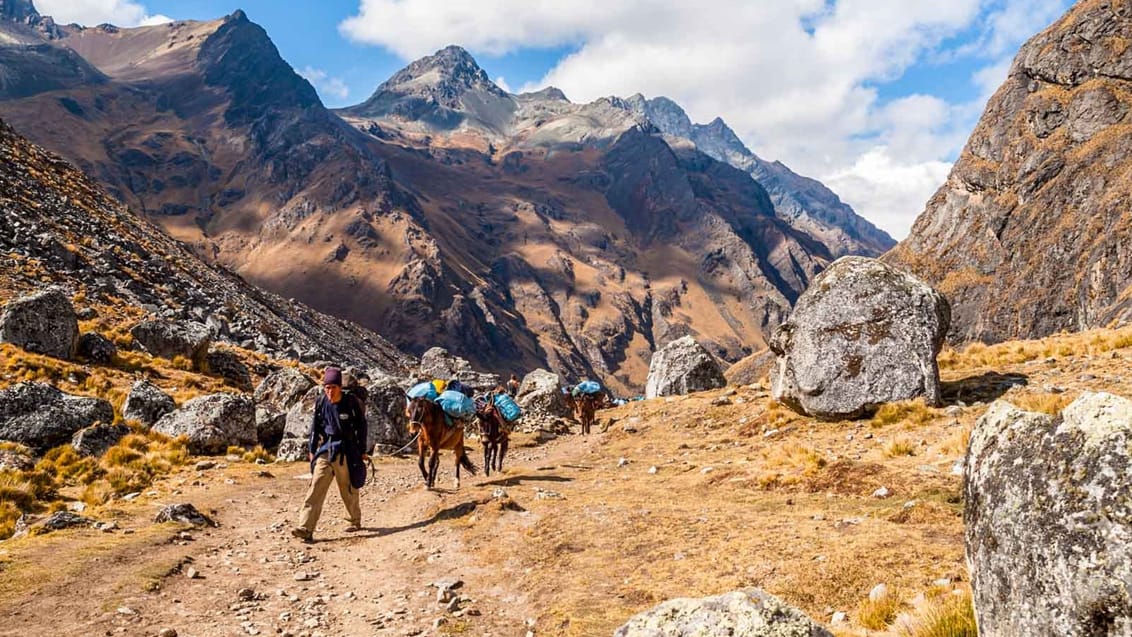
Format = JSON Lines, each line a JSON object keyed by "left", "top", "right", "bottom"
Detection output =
{"left": 3, "top": 322, "right": 1130, "bottom": 635}
{"left": 887, "top": 0, "right": 1132, "bottom": 344}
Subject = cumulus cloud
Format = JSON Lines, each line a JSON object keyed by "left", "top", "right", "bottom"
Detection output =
{"left": 298, "top": 66, "right": 350, "bottom": 102}
{"left": 341, "top": 0, "right": 1073, "bottom": 239}
{"left": 494, "top": 76, "right": 512, "bottom": 94}
{"left": 35, "top": 0, "right": 171, "bottom": 27}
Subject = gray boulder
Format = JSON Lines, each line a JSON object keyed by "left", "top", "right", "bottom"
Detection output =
{"left": 254, "top": 367, "right": 314, "bottom": 448}
{"left": 516, "top": 368, "right": 570, "bottom": 417}
{"left": 364, "top": 371, "right": 411, "bottom": 453}
{"left": 277, "top": 385, "right": 322, "bottom": 462}
{"left": 418, "top": 347, "right": 501, "bottom": 391}
{"left": 122, "top": 380, "right": 176, "bottom": 427}
{"left": 645, "top": 336, "right": 727, "bottom": 399}
{"left": 152, "top": 393, "right": 255, "bottom": 454}
{"left": 770, "top": 256, "right": 950, "bottom": 419}
{"left": 71, "top": 422, "right": 131, "bottom": 457}
{"left": 76, "top": 332, "right": 117, "bottom": 364}
{"left": 965, "top": 392, "right": 1132, "bottom": 636}
{"left": 614, "top": 588, "right": 833, "bottom": 637}
{"left": 0, "top": 446, "right": 35, "bottom": 471}
{"left": 205, "top": 349, "right": 252, "bottom": 390}
{"left": 0, "top": 287, "right": 78, "bottom": 359}
{"left": 130, "top": 319, "right": 211, "bottom": 366}
{"left": 154, "top": 503, "right": 217, "bottom": 527}
{"left": 12, "top": 511, "right": 96, "bottom": 539}
{"left": 0, "top": 382, "right": 114, "bottom": 453}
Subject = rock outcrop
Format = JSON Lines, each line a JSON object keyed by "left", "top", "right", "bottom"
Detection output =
{"left": 614, "top": 588, "right": 833, "bottom": 637}
{"left": 152, "top": 393, "right": 256, "bottom": 454}
{"left": 254, "top": 367, "right": 314, "bottom": 449}
{"left": 418, "top": 347, "right": 501, "bottom": 391}
{"left": 76, "top": 332, "right": 116, "bottom": 364}
{"left": 645, "top": 336, "right": 727, "bottom": 398}
{"left": 0, "top": 382, "right": 114, "bottom": 452}
{"left": 770, "top": 257, "right": 950, "bottom": 419}
{"left": 276, "top": 385, "right": 322, "bottom": 462}
{"left": 363, "top": 372, "right": 412, "bottom": 453}
{"left": 965, "top": 392, "right": 1132, "bottom": 636}
{"left": 887, "top": 0, "right": 1132, "bottom": 344}
{"left": 0, "top": 287, "right": 78, "bottom": 359}
{"left": 122, "top": 380, "right": 176, "bottom": 427}
{"left": 130, "top": 319, "right": 212, "bottom": 366}
{"left": 204, "top": 348, "right": 252, "bottom": 390}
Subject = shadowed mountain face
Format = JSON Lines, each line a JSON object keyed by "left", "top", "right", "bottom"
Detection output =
{"left": 0, "top": 9, "right": 854, "bottom": 392}
{"left": 887, "top": 0, "right": 1132, "bottom": 344}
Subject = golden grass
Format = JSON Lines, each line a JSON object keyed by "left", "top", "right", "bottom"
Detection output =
{"left": 1008, "top": 392, "right": 1075, "bottom": 415}
{"left": 756, "top": 442, "right": 827, "bottom": 489}
{"left": 940, "top": 326, "right": 1132, "bottom": 372}
{"left": 871, "top": 399, "right": 935, "bottom": 428}
{"left": 857, "top": 590, "right": 904, "bottom": 630}
{"left": 896, "top": 592, "right": 977, "bottom": 637}
{"left": 241, "top": 445, "right": 275, "bottom": 464}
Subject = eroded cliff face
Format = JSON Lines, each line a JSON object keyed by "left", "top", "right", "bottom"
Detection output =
{"left": 887, "top": 0, "right": 1132, "bottom": 343}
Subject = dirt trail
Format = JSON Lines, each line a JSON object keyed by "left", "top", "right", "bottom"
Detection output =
{"left": 0, "top": 434, "right": 599, "bottom": 637}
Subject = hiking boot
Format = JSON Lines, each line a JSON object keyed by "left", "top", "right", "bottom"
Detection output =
{"left": 291, "top": 527, "right": 312, "bottom": 543}
{"left": 344, "top": 524, "right": 361, "bottom": 532}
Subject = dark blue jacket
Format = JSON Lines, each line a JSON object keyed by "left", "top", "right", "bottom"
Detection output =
{"left": 308, "top": 393, "right": 368, "bottom": 461}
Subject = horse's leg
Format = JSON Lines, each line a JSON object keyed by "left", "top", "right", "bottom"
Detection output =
{"left": 428, "top": 448, "right": 440, "bottom": 489}
{"left": 498, "top": 434, "right": 508, "bottom": 472}
{"left": 417, "top": 442, "right": 428, "bottom": 485}
{"left": 453, "top": 446, "right": 462, "bottom": 491}
{"left": 483, "top": 441, "right": 492, "bottom": 477}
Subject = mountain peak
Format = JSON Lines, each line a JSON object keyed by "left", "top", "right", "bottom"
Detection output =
{"left": 376, "top": 44, "right": 507, "bottom": 107}
{"left": 227, "top": 9, "right": 249, "bottom": 24}
{"left": 0, "top": 0, "right": 38, "bottom": 23}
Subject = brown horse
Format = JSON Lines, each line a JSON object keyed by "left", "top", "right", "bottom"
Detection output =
{"left": 406, "top": 397, "right": 477, "bottom": 490}
{"left": 575, "top": 393, "right": 597, "bottom": 435}
{"left": 474, "top": 392, "right": 511, "bottom": 476}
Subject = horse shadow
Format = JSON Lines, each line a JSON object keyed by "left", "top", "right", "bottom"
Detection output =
{"left": 940, "top": 371, "right": 1029, "bottom": 406}
{"left": 478, "top": 474, "right": 574, "bottom": 487}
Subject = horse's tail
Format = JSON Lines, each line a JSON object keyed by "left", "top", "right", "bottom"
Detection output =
{"left": 460, "top": 450, "right": 478, "bottom": 476}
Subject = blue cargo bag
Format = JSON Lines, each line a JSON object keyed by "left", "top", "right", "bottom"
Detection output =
{"left": 436, "top": 390, "right": 475, "bottom": 420}
{"left": 408, "top": 381, "right": 438, "bottom": 401}
{"left": 575, "top": 380, "right": 602, "bottom": 395}
{"left": 493, "top": 393, "right": 522, "bottom": 422}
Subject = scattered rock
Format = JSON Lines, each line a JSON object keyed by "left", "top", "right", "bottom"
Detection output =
{"left": 871, "top": 486, "right": 891, "bottom": 499}
{"left": 194, "top": 460, "right": 216, "bottom": 471}
{"left": 0, "top": 446, "right": 35, "bottom": 471}
{"left": 14, "top": 511, "right": 95, "bottom": 538}
{"left": 613, "top": 588, "right": 833, "bottom": 636}
{"left": 0, "top": 382, "right": 114, "bottom": 453}
{"left": 158, "top": 629, "right": 177, "bottom": 637}
{"left": 515, "top": 369, "right": 570, "bottom": 418}
{"left": 254, "top": 367, "right": 315, "bottom": 448}
{"left": 122, "top": 380, "right": 176, "bottom": 428}
{"left": 205, "top": 348, "right": 252, "bottom": 390}
{"left": 76, "top": 332, "right": 116, "bottom": 364}
{"left": 0, "top": 287, "right": 78, "bottom": 359}
{"left": 645, "top": 336, "right": 727, "bottom": 399}
{"left": 71, "top": 422, "right": 131, "bottom": 457}
{"left": 130, "top": 319, "right": 211, "bottom": 367}
{"left": 770, "top": 257, "right": 950, "bottom": 419}
{"left": 869, "top": 583, "right": 888, "bottom": 601}
{"left": 152, "top": 393, "right": 256, "bottom": 454}
{"left": 418, "top": 347, "right": 500, "bottom": 391}
{"left": 966, "top": 392, "right": 1132, "bottom": 635}
{"left": 154, "top": 503, "right": 217, "bottom": 528}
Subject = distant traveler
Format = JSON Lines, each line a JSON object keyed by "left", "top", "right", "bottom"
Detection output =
{"left": 292, "top": 366, "right": 369, "bottom": 543}
{"left": 507, "top": 374, "right": 520, "bottom": 397}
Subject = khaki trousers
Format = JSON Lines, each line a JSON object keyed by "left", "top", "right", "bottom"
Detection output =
{"left": 298, "top": 455, "right": 361, "bottom": 533}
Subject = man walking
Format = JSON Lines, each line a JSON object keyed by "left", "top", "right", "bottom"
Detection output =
{"left": 292, "top": 367, "right": 368, "bottom": 542}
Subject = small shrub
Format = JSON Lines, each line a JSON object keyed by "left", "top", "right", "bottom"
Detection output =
{"left": 896, "top": 592, "right": 977, "bottom": 637}
{"left": 226, "top": 445, "right": 245, "bottom": 457}
{"left": 885, "top": 438, "right": 917, "bottom": 458}
{"left": 0, "top": 500, "right": 21, "bottom": 539}
{"left": 170, "top": 355, "right": 194, "bottom": 371}
{"left": 242, "top": 445, "right": 275, "bottom": 463}
{"left": 872, "top": 400, "right": 935, "bottom": 428}
{"left": 1010, "top": 392, "right": 1074, "bottom": 416}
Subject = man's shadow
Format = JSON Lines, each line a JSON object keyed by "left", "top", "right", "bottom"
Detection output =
{"left": 315, "top": 500, "right": 483, "bottom": 543}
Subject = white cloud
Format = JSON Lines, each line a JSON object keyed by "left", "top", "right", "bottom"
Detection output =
{"left": 341, "top": 0, "right": 1074, "bottom": 239}
{"left": 494, "top": 76, "right": 512, "bottom": 93}
{"left": 34, "top": 0, "right": 170, "bottom": 27}
{"left": 298, "top": 66, "right": 350, "bottom": 101}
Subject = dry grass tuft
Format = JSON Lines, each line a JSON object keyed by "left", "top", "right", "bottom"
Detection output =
{"left": 885, "top": 438, "right": 918, "bottom": 458}
{"left": 756, "top": 443, "right": 827, "bottom": 489}
{"left": 896, "top": 592, "right": 977, "bottom": 637}
{"left": 1009, "top": 392, "right": 1075, "bottom": 415}
{"left": 872, "top": 399, "right": 935, "bottom": 428}
{"left": 241, "top": 446, "right": 275, "bottom": 464}
{"left": 857, "top": 590, "right": 904, "bottom": 630}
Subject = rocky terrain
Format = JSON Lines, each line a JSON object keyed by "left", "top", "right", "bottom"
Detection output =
{"left": 0, "top": 4, "right": 884, "bottom": 393}
{"left": 887, "top": 0, "right": 1132, "bottom": 344}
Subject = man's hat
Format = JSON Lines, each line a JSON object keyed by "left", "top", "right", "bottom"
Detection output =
{"left": 323, "top": 367, "right": 343, "bottom": 386}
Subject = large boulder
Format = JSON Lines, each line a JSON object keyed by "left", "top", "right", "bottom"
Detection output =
{"left": 364, "top": 371, "right": 411, "bottom": 453}
{"left": 129, "top": 319, "right": 211, "bottom": 366}
{"left": 276, "top": 385, "right": 322, "bottom": 462}
{"left": 76, "top": 332, "right": 117, "bottom": 364}
{"left": 770, "top": 256, "right": 950, "bottom": 419}
{"left": 254, "top": 367, "right": 314, "bottom": 449}
{"left": 614, "top": 588, "right": 833, "bottom": 637}
{"left": 0, "top": 383, "right": 114, "bottom": 453}
{"left": 121, "top": 380, "right": 176, "bottom": 427}
{"left": 965, "top": 392, "right": 1132, "bottom": 636}
{"left": 0, "top": 287, "right": 78, "bottom": 359}
{"left": 204, "top": 348, "right": 252, "bottom": 390}
{"left": 516, "top": 368, "right": 570, "bottom": 417}
{"left": 71, "top": 422, "right": 131, "bottom": 457}
{"left": 645, "top": 336, "right": 727, "bottom": 399}
{"left": 418, "top": 347, "right": 501, "bottom": 391}
{"left": 152, "top": 393, "right": 255, "bottom": 454}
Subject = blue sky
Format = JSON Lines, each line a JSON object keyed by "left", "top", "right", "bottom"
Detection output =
{"left": 36, "top": 0, "right": 1076, "bottom": 239}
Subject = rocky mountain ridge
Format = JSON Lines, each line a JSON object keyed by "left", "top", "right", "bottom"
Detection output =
{"left": 887, "top": 0, "right": 1132, "bottom": 344}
